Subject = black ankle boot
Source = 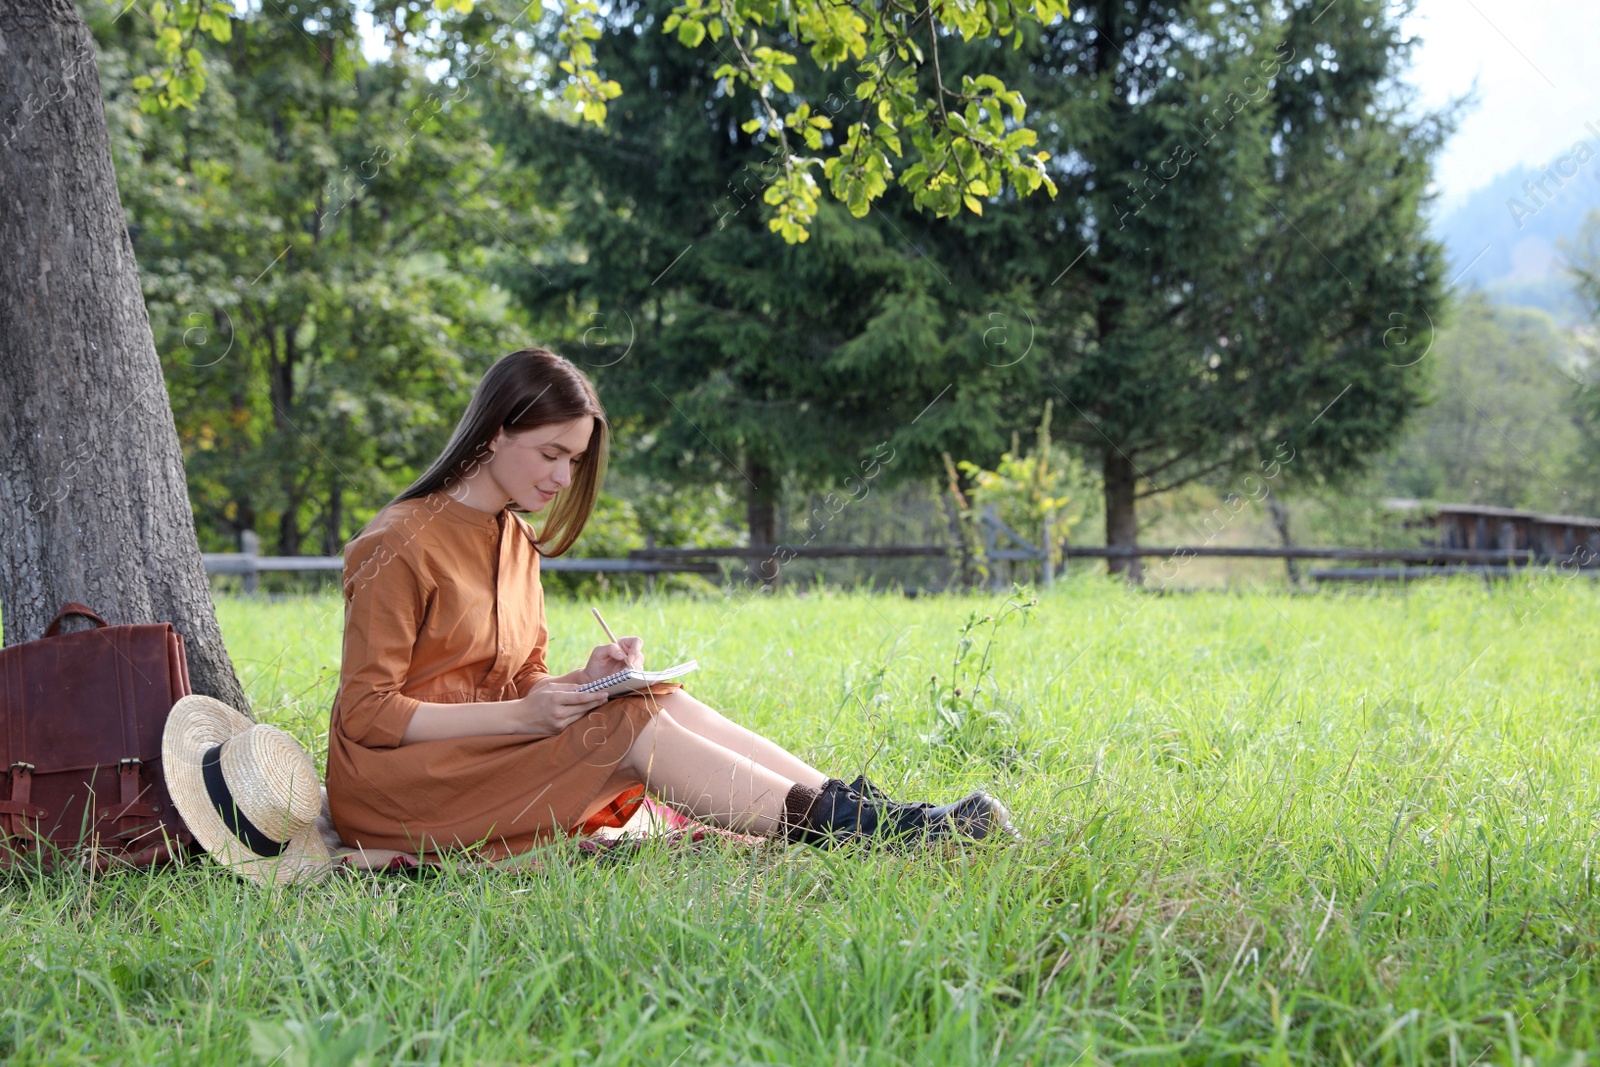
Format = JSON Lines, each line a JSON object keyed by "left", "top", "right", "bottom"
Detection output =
{"left": 783, "top": 780, "right": 1021, "bottom": 849}
{"left": 909, "top": 791, "right": 1021, "bottom": 841}
{"left": 848, "top": 775, "right": 933, "bottom": 812}
{"left": 850, "top": 776, "right": 1020, "bottom": 841}
{"left": 783, "top": 778, "right": 909, "bottom": 848}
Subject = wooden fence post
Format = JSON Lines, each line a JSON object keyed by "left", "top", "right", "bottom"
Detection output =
{"left": 240, "top": 529, "right": 260, "bottom": 595}
{"left": 1042, "top": 515, "right": 1054, "bottom": 590}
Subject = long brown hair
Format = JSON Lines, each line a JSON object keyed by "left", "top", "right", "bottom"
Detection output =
{"left": 389, "top": 348, "right": 609, "bottom": 556}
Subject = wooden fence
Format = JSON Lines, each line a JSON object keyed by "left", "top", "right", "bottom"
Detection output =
{"left": 203, "top": 531, "right": 717, "bottom": 593}
{"left": 206, "top": 514, "right": 1587, "bottom": 593}
{"left": 1054, "top": 546, "right": 1535, "bottom": 563}
{"left": 628, "top": 545, "right": 1536, "bottom": 563}
{"left": 626, "top": 544, "right": 1555, "bottom": 587}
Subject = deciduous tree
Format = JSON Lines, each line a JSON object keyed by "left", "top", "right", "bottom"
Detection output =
{"left": 488, "top": 0, "right": 1034, "bottom": 551}
{"left": 97, "top": 0, "right": 534, "bottom": 556}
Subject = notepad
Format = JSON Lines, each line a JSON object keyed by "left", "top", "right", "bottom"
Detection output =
{"left": 577, "top": 660, "right": 698, "bottom": 697}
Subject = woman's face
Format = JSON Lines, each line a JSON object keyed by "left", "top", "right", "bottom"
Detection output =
{"left": 486, "top": 416, "right": 594, "bottom": 513}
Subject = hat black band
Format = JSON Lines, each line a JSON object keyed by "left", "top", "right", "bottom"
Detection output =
{"left": 201, "top": 745, "right": 287, "bottom": 858}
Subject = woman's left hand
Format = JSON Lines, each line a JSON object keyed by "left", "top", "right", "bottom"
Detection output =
{"left": 582, "top": 636, "right": 644, "bottom": 683}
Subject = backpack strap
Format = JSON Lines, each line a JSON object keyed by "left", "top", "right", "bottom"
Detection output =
{"left": 0, "top": 764, "right": 45, "bottom": 843}
{"left": 0, "top": 653, "right": 45, "bottom": 844}
{"left": 93, "top": 760, "right": 160, "bottom": 842}
{"left": 97, "top": 629, "right": 160, "bottom": 840}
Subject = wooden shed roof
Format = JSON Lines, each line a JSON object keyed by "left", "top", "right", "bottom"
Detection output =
{"left": 1427, "top": 503, "right": 1600, "bottom": 529}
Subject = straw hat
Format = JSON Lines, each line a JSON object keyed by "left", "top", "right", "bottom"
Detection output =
{"left": 162, "top": 694, "right": 333, "bottom": 885}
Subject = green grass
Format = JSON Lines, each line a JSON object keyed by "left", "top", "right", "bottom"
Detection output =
{"left": 5, "top": 574, "right": 1600, "bottom": 1064}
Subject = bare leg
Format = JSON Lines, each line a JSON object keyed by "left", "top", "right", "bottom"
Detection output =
{"left": 647, "top": 688, "right": 829, "bottom": 790}
{"left": 619, "top": 709, "right": 794, "bottom": 837}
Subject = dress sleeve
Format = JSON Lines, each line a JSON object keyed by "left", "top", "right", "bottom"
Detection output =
{"left": 334, "top": 534, "right": 431, "bottom": 749}
{"left": 511, "top": 572, "right": 551, "bottom": 697}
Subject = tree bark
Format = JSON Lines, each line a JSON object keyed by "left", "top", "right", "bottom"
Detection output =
{"left": 1103, "top": 449, "right": 1144, "bottom": 584}
{"left": 0, "top": 0, "right": 251, "bottom": 712}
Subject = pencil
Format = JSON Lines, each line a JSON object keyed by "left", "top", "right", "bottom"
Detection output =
{"left": 591, "top": 606, "right": 619, "bottom": 645}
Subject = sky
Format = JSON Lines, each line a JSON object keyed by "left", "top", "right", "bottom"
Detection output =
{"left": 1400, "top": 0, "right": 1600, "bottom": 214}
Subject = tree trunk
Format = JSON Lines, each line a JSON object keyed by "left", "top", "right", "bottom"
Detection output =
{"left": 278, "top": 492, "right": 303, "bottom": 556}
{"left": 745, "top": 458, "right": 779, "bottom": 590}
{"left": 324, "top": 483, "right": 344, "bottom": 559}
{"left": 1103, "top": 449, "right": 1144, "bottom": 584}
{"left": 1264, "top": 487, "right": 1301, "bottom": 586}
{"left": 0, "top": 0, "right": 251, "bottom": 713}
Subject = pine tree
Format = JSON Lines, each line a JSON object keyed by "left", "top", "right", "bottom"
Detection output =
{"left": 906, "top": 0, "right": 1449, "bottom": 579}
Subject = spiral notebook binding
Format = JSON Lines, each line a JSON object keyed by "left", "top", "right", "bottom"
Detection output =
{"left": 576, "top": 660, "right": 698, "bottom": 694}
{"left": 579, "top": 668, "right": 633, "bottom": 692}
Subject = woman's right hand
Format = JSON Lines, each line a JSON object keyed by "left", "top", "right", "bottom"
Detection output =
{"left": 513, "top": 678, "right": 610, "bottom": 737}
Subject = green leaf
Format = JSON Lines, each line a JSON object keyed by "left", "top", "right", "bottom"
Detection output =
{"left": 677, "top": 20, "right": 706, "bottom": 47}
{"left": 1002, "top": 128, "right": 1038, "bottom": 150}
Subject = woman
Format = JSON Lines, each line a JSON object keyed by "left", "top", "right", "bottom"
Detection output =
{"left": 325, "top": 348, "right": 1014, "bottom": 859}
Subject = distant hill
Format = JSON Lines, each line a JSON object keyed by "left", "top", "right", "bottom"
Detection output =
{"left": 1433, "top": 146, "right": 1600, "bottom": 323}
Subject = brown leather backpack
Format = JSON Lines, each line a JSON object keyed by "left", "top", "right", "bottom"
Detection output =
{"left": 0, "top": 602, "right": 196, "bottom": 868}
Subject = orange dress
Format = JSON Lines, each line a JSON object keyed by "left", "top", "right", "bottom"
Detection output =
{"left": 324, "top": 488, "right": 682, "bottom": 858}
